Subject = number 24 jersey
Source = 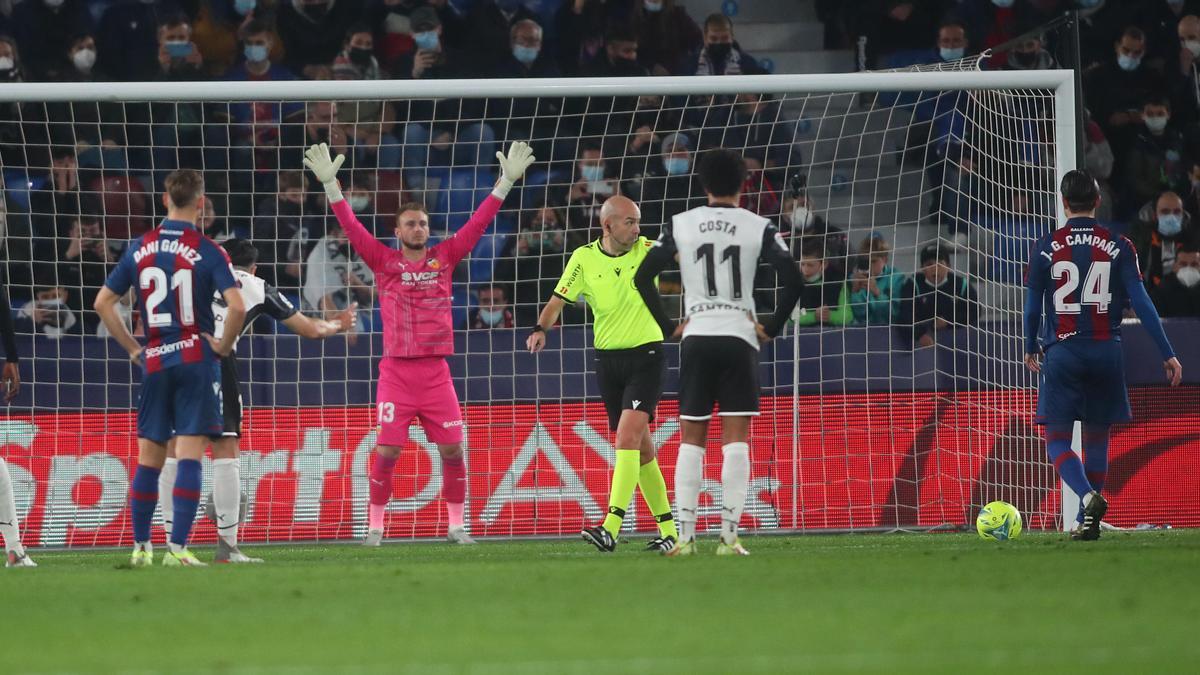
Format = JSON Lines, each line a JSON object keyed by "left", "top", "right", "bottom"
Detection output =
{"left": 1024, "top": 218, "right": 1144, "bottom": 352}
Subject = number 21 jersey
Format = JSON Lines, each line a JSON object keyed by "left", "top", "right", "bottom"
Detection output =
{"left": 104, "top": 218, "right": 238, "bottom": 373}
{"left": 657, "top": 205, "right": 785, "bottom": 348}
{"left": 1024, "top": 218, "right": 1143, "bottom": 352}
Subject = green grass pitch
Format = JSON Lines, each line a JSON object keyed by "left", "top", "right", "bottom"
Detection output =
{"left": 2, "top": 530, "right": 1198, "bottom": 674}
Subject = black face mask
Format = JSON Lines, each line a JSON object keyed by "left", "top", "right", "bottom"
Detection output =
{"left": 277, "top": 199, "right": 302, "bottom": 216}
{"left": 706, "top": 43, "right": 732, "bottom": 63}
{"left": 349, "top": 47, "right": 373, "bottom": 67}
{"left": 611, "top": 56, "right": 640, "bottom": 74}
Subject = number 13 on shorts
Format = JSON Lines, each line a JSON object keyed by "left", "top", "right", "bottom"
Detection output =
{"left": 378, "top": 402, "right": 396, "bottom": 425}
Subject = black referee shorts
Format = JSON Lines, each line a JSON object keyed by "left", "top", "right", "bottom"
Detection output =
{"left": 678, "top": 335, "right": 761, "bottom": 421}
{"left": 595, "top": 342, "right": 665, "bottom": 432}
{"left": 219, "top": 354, "right": 244, "bottom": 438}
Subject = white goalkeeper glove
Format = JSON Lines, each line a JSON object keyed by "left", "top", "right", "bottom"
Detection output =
{"left": 492, "top": 141, "right": 536, "bottom": 199}
{"left": 303, "top": 142, "right": 347, "bottom": 203}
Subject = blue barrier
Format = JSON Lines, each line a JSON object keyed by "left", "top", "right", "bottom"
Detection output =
{"left": 6, "top": 319, "right": 1197, "bottom": 410}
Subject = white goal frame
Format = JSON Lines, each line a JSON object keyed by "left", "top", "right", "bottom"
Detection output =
{"left": 0, "top": 70, "right": 1080, "bottom": 538}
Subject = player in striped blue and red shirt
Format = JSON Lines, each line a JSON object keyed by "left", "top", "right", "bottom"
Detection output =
{"left": 1024, "top": 170, "right": 1183, "bottom": 541}
{"left": 94, "top": 169, "right": 246, "bottom": 567}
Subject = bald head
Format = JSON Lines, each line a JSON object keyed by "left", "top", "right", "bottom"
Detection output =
{"left": 1156, "top": 191, "right": 1184, "bottom": 218}
{"left": 600, "top": 195, "right": 642, "bottom": 252}
{"left": 1180, "top": 15, "right": 1200, "bottom": 42}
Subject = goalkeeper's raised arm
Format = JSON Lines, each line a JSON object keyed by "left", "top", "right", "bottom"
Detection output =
{"left": 303, "top": 141, "right": 535, "bottom": 271}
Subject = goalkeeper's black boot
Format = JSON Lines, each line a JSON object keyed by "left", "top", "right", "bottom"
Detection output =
{"left": 1071, "top": 491, "right": 1108, "bottom": 541}
{"left": 581, "top": 525, "right": 617, "bottom": 552}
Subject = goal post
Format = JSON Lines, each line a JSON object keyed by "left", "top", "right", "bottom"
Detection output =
{"left": 0, "top": 68, "right": 1081, "bottom": 547}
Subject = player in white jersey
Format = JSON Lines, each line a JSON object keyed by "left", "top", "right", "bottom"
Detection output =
{"left": 159, "top": 239, "right": 354, "bottom": 563}
{"left": 635, "top": 148, "right": 803, "bottom": 556}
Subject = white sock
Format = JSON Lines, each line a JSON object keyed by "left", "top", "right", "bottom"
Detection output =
{"left": 720, "top": 442, "right": 750, "bottom": 545}
{"left": 212, "top": 458, "right": 241, "bottom": 547}
{"left": 674, "top": 443, "right": 705, "bottom": 542}
{"left": 0, "top": 459, "right": 25, "bottom": 555}
{"left": 158, "top": 457, "right": 177, "bottom": 535}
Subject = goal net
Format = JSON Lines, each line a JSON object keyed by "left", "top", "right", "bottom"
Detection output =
{"left": 0, "top": 67, "right": 1078, "bottom": 548}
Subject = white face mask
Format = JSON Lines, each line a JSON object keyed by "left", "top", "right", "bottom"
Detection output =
{"left": 1145, "top": 115, "right": 1169, "bottom": 133}
{"left": 72, "top": 48, "right": 96, "bottom": 72}
{"left": 791, "top": 206, "right": 811, "bottom": 230}
{"left": 348, "top": 194, "right": 370, "bottom": 212}
{"left": 1187, "top": 40, "right": 1200, "bottom": 57}
{"left": 1177, "top": 265, "right": 1200, "bottom": 287}
{"left": 0, "top": 57, "right": 14, "bottom": 71}
{"left": 479, "top": 308, "right": 506, "bottom": 325}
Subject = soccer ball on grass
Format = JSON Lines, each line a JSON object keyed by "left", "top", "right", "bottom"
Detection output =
{"left": 976, "top": 501, "right": 1023, "bottom": 541}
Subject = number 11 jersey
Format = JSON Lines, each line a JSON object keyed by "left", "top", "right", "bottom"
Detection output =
{"left": 1024, "top": 217, "right": 1143, "bottom": 353}
{"left": 658, "top": 205, "right": 789, "bottom": 348}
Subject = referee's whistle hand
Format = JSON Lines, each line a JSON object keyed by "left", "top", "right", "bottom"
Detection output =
{"left": 1165, "top": 357, "right": 1183, "bottom": 386}
{"left": 527, "top": 332, "right": 546, "bottom": 353}
{"left": 1023, "top": 353, "right": 1041, "bottom": 374}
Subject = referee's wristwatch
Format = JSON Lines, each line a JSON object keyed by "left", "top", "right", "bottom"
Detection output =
{"left": 530, "top": 325, "right": 546, "bottom": 334}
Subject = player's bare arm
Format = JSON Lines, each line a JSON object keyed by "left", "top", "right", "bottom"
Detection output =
{"left": 284, "top": 302, "right": 356, "bottom": 339}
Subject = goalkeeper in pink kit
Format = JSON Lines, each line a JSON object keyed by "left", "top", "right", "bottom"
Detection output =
{"left": 304, "top": 141, "right": 535, "bottom": 545}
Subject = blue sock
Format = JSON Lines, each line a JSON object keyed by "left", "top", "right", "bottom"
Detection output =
{"left": 129, "top": 464, "right": 160, "bottom": 544}
{"left": 170, "top": 459, "right": 202, "bottom": 547}
{"left": 1045, "top": 423, "right": 1092, "bottom": 499}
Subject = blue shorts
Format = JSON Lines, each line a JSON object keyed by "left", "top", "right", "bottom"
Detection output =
{"left": 1036, "top": 339, "right": 1131, "bottom": 426}
{"left": 137, "top": 361, "right": 223, "bottom": 443}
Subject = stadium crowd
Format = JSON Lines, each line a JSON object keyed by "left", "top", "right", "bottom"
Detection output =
{"left": 0, "top": 0, "right": 1197, "bottom": 349}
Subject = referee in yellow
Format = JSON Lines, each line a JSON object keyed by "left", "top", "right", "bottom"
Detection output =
{"left": 526, "top": 195, "right": 679, "bottom": 553}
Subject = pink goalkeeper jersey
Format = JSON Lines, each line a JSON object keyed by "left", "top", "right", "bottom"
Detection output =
{"left": 330, "top": 195, "right": 501, "bottom": 358}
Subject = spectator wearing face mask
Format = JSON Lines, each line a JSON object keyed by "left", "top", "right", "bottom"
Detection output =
{"left": 0, "top": 36, "right": 53, "bottom": 174}
{"left": 335, "top": 25, "right": 398, "bottom": 159}
{"left": 581, "top": 24, "right": 649, "bottom": 77}
{"left": 779, "top": 175, "right": 848, "bottom": 267}
{"left": 47, "top": 33, "right": 128, "bottom": 162}
{"left": 277, "top": 0, "right": 366, "bottom": 71}
{"left": 96, "top": 0, "right": 183, "bottom": 81}
{"left": 191, "top": 0, "right": 285, "bottom": 77}
{"left": 793, "top": 239, "right": 852, "bottom": 328}
{"left": 1134, "top": 190, "right": 1200, "bottom": 289}
{"left": 952, "top": 0, "right": 1022, "bottom": 66}
{"left": 15, "top": 278, "right": 83, "bottom": 339}
{"left": 621, "top": 133, "right": 702, "bottom": 240}
{"left": 631, "top": 0, "right": 701, "bottom": 76}
{"left": 486, "top": 19, "right": 562, "bottom": 163}
{"left": 220, "top": 19, "right": 303, "bottom": 197}
{"left": 1084, "top": 26, "right": 1168, "bottom": 161}
{"left": 1123, "top": 97, "right": 1191, "bottom": 212}
{"left": 1151, "top": 244, "right": 1200, "bottom": 316}
{"left": 682, "top": 13, "right": 766, "bottom": 76}
{"left": 469, "top": 284, "right": 517, "bottom": 329}
{"left": 562, "top": 144, "right": 620, "bottom": 233}
{"left": 393, "top": 8, "right": 496, "bottom": 192}
{"left": 465, "top": 0, "right": 537, "bottom": 68}
{"left": 9, "top": 0, "right": 93, "bottom": 80}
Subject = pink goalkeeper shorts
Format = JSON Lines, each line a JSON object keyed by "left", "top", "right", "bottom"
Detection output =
{"left": 376, "top": 356, "right": 463, "bottom": 447}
